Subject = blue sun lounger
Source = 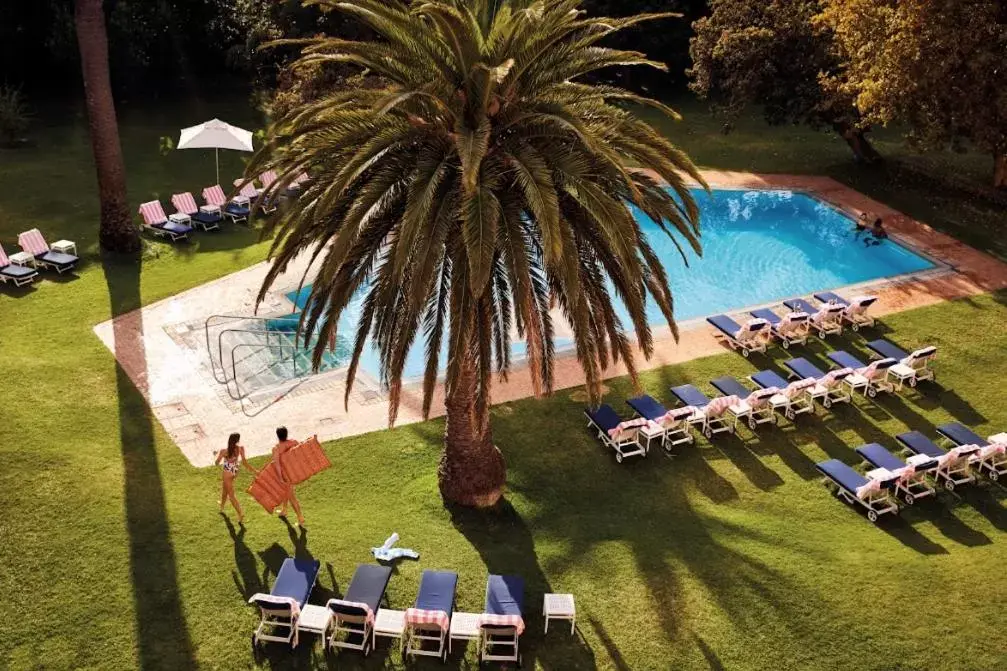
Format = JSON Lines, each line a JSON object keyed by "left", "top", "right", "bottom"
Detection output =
{"left": 750, "top": 369, "right": 814, "bottom": 420}
{"left": 0, "top": 244, "right": 37, "bottom": 287}
{"left": 815, "top": 292, "right": 878, "bottom": 330}
{"left": 584, "top": 405, "right": 648, "bottom": 463}
{"left": 711, "top": 376, "right": 777, "bottom": 430}
{"left": 815, "top": 459, "right": 899, "bottom": 523}
{"left": 626, "top": 395, "right": 693, "bottom": 450}
{"left": 866, "top": 339, "right": 937, "bottom": 389}
{"left": 750, "top": 307, "right": 810, "bottom": 348}
{"left": 250, "top": 557, "right": 321, "bottom": 650}
{"left": 706, "top": 314, "right": 770, "bottom": 357}
{"left": 855, "top": 443, "right": 936, "bottom": 504}
{"left": 670, "top": 384, "right": 734, "bottom": 438}
{"left": 782, "top": 357, "right": 852, "bottom": 408}
{"left": 785, "top": 297, "right": 844, "bottom": 338}
{"left": 896, "top": 431, "right": 976, "bottom": 490}
{"left": 826, "top": 351, "right": 897, "bottom": 397}
{"left": 405, "top": 570, "right": 458, "bottom": 661}
{"left": 479, "top": 575, "right": 525, "bottom": 664}
{"left": 325, "top": 564, "right": 392, "bottom": 655}
{"left": 937, "top": 423, "right": 1007, "bottom": 481}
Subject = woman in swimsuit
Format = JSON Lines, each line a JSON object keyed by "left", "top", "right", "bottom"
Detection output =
{"left": 215, "top": 432, "right": 258, "bottom": 523}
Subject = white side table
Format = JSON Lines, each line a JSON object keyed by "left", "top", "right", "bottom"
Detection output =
{"left": 543, "top": 593, "right": 576, "bottom": 634}
{"left": 168, "top": 213, "right": 191, "bottom": 226}
{"left": 297, "top": 604, "right": 331, "bottom": 635}
{"left": 372, "top": 608, "right": 406, "bottom": 651}
{"left": 448, "top": 612, "right": 481, "bottom": 653}
{"left": 51, "top": 240, "right": 77, "bottom": 256}
{"left": 988, "top": 433, "right": 1007, "bottom": 444}
{"left": 233, "top": 195, "right": 250, "bottom": 206}
{"left": 9, "top": 251, "right": 35, "bottom": 267}
{"left": 199, "top": 204, "right": 221, "bottom": 215}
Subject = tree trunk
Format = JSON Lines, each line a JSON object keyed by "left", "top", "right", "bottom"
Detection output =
{"left": 833, "top": 122, "right": 883, "bottom": 165}
{"left": 439, "top": 343, "right": 506, "bottom": 508}
{"left": 75, "top": 0, "right": 140, "bottom": 254}
{"left": 994, "top": 152, "right": 1007, "bottom": 190}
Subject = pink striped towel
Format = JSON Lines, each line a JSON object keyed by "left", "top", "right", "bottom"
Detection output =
{"left": 705, "top": 395, "right": 740, "bottom": 418}
{"left": 478, "top": 614, "right": 525, "bottom": 634}
{"left": 819, "top": 368, "right": 853, "bottom": 389}
{"left": 650, "top": 407, "right": 695, "bottom": 429}
{"left": 783, "top": 378, "right": 816, "bottom": 399}
{"left": 608, "top": 417, "right": 648, "bottom": 439}
{"left": 248, "top": 593, "right": 300, "bottom": 620}
{"left": 18, "top": 228, "right": 50, "bottom": 255}
{"left": 855, "top": 477, "right": 881, "bottom": 500}
{"left": 326, "top": 599, "right": 375, "bottom": 627}
{"left": 203, "top": 185, "right": 227, "bottom": 206}
{"left": 405, "top": 608, "right": 449, "bottom": 631}
{"left": 171, "top": 192, "right": 199, "bottom": 215}
{"left": 0, "top": 243, "right": 10, "bottom": 267}
{"left": 235, "top": 180, "right": 259, "bottom": 198}
{"left": 138, "top": 201, "right": 168, "bottom": 226}
{"left": 746, "top": 388, "right": 777, "bottom": 408}
{"left": 260, "top": 170, "right": 278, "bottom": 187}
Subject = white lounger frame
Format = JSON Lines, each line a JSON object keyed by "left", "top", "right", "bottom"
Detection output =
{"left": 586, "top": 416, "right": 648, "bottom": 463}
{"left": 689, "top": 407, "right": 735, "bottom": 439}
{"left": 714, "top": 328, "right": 769, "bottom": 358}
{"left": 972, "top": 450, "right": 1007, "bottom": 482}
{"left": 143, "top": 222, "right": 189, "bottom": 242}
{"left": 810, "top": 306, "right": 845, "bottom": 339}
{"left": 833, "top": 480, "right": 899, "bottom": 523}
{"left": 479, "top": 624, "right": 520, "bottom": 664}
{"left": 325, "top": 603, "right": 376, "bottom": 655}
{"left": 252, "top": 602, "right": 303, "bottom": 649}
{"left": 767, "top": 390, "right": 815, "bottom": 421}
{"left": 931, "top": 448, "right": 979, "bottom": 491}
{"left": 405, "top": 622, "right": 449, "bottom": 661}
{"left": 0, "top": 268, "right": 37, "bottom": 287}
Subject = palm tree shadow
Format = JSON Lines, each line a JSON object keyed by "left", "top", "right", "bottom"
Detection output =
{"left": 449, "top": 499, "right": 598, "bottom": 670}
{"left": 102, "top": 252, "right": 196, "bottom": 669}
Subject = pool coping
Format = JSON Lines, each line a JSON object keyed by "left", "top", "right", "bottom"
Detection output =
{"left": 93, "top": 170, "right": 1007, "bottom": 466}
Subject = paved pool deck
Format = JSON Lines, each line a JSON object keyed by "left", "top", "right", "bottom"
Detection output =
{"left": 93, "top": 171, "right": 1007, "bottom": 466}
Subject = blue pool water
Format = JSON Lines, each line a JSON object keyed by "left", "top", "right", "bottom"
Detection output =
{"left": 283, "top": 189, "right": 934, "bottom": 379}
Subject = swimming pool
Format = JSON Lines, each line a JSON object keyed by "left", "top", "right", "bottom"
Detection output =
{"left": 282, "top": 189, "right": 934, "bottom": 380}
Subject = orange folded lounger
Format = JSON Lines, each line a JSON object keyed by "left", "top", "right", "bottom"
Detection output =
{"left": 247, "top": 436, "right": 331, "bottom": 512}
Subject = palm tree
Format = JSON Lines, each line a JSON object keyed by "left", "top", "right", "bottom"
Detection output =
{"left": 75, "top": 0, "right": 139, "bottom": 253}
{"left": 249, "top": 0, "right": 704, "bottom": 507}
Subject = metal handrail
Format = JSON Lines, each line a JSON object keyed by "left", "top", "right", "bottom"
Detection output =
{"left": 226, "top": 341, "right": 312, "bottom": 416}
{"left": 204, "top": 312, "right": 301, "bottom": 382}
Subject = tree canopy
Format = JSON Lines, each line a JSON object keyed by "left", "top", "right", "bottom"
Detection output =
{"left": 819, "top": 0, "right": 1007, "bottom": 188}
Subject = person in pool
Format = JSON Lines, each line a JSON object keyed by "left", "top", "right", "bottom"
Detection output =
{"left": 215, "top": 432, "right": 258, "bottom": 523}
{"left": 272, "top": 426, "right": 306, "bottom": 527}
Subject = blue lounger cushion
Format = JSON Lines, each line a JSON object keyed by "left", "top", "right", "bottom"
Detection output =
{"left": 415, "top": 570, "right": 457, "bottom": 615}
{"left": 937, "top": 423, "right": 988, "bottom": 447}
{"left": 585, "top": 405, "right": 621, "bottom": 432}
{"left": 896, "top": 431, "right": 945, "bottom": 459}
{"left": 784, "top": 357, "right": 826, "bottom": 380}
{"left": 707, "top": 314, "right": 743, "bottom": 337}
{"left": 156, "top": 220, "right": 193, "bottom": 236}
{"left": 816, "top": 459, "right": 869, "bottom": 494}
{"left": 751, "top": 370, "right": 788, "bottom": 389}
{"left": 856, "top": 443, "right": 906, "bottom": 471}
{"left": 485, "top": 575, "right": 524, "bottom": 618}
{"left": 626, "top": 395, "right": 667, "bottom": 421}
{"left": 749, "top": 308, "right": 781, "bottom": 325}
{"left": 1, "top": 264, "right": 36, "bottom": 280}
{"left": 192, "top": 210, "right": 222, "bottom": 225}
{"left": 814, "top": 291, "right": 849, "bottom": 306}
{"left": 784, "top": 297, "right": 817, "bottom": 314}
{"left": 224, "top": 202, "right": 251, "bottom": 217}
{"left": 271, "top": 558, "right": 320, "bottom": 607}
{"left": 828, "top": 351, "right": 865, "bottom": 370}
{"left": 670, "top": 384, "right": 712, "bottom": 408}
{"left": 867, "top": 339, "right": 908, "bottom": 361}
{"left": 36, "top": 251, "right": 78, "bottom": 268}
{"left": 330, "top": 564, "right": 392, "bottom": 616}
{"left": 710, "top": 376, "right": 750, "bottom": 398}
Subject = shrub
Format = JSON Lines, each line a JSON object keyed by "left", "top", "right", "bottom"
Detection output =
{"left": 0, "top": 86, "right": 29, "bottom": 147}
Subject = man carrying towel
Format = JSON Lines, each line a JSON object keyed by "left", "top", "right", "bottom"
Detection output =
{"left": 273, "top": 426, "right": 306, "bottom": 527}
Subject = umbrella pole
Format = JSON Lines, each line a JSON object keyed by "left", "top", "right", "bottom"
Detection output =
{"left": 215, "top": 148, "right": 220, "bottom": 185}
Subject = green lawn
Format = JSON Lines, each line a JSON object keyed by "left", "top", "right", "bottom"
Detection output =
{"left": 1, "top": 98, "right": 1005, "bottom": 670}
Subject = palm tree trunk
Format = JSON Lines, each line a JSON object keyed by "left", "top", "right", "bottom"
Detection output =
{"left": 75, "top": 0, "right": 140, "bottom": 254}
{"left": 994, "top": 151, "right": 1007, "bottom": 190}
{"left": 439, "top": 340, "right": 506, "bottom": 508}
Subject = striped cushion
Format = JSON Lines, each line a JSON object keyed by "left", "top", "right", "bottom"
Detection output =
{"left": 171, "top": 192, "right": 199, "bottom": 215}
{"left": 18, "top": 228, "right": 49, "bottom": 255}
{"left": 138, "top": 201, "right": 167, "bottom": 226}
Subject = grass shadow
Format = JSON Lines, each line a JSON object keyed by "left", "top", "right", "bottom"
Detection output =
{"left": 102, "top": 252, "right": 196, "bottom": 670}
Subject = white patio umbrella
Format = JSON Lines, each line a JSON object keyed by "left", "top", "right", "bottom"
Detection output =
{"left": 176, "top": 118, "right": 254, "bottom": 185}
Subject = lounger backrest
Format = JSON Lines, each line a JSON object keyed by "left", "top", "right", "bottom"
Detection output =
{"left": 260, "top": 170, "right": 278, "bottom": 187}
{"left": 706, "top": 314, "right": 741, "bottom": 337}
{"left": 236, "top": 181, "right": 258, "bottom": 198}
{"left": 18, "top": 228, "right": 49, "bottom": 255}
{"left": 171, "top": 192, "right": 198, "bottom": 215}
{"left": 907, "top": 346, "right": 937, "bottom": 362}
{"left": 415, "top": 570, "right": 457, "bottom": 615}
{"left": 586, "top": 405, "right": 620, "bottom": 432}
{"left": 203, "top": 184, "right": 227, "bottom": 206}
{"left": 138, "top": 201, "right": 168, "bottom": 226}
{"left": 341, "top": 563, "right": 392, "bottom": 613}
{"left": 0, "top": 243, "right": 8, "bottom": 267}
